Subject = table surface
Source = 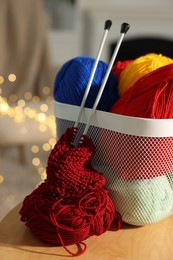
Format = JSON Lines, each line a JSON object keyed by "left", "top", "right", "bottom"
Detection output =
{"left": 1, "top": 203, "right": 173, "bottom": 260}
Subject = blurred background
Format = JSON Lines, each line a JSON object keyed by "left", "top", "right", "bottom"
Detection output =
{"left": 0, "top": 0, "right": 173, "bottom": 220}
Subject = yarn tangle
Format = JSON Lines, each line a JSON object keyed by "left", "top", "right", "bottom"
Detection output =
{"left": 20, "top": 127, "right": 122, "bottom": 256}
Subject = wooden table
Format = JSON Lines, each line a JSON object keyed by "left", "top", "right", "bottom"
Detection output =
{"left": 1, "top": 203, "right": 173, "bottom": 260}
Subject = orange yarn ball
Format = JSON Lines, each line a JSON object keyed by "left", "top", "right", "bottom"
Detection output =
{"left": 118, "top": 53, "right": 173, "bottom": 96}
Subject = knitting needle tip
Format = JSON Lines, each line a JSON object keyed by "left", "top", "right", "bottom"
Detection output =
{"left": 104, "top": 20, "right": 112, "bottom": 30}
{"left": 121, "top": 23, "right": 130, "bottom": 34}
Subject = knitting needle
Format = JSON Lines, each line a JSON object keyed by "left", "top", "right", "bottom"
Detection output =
{"left": 82, "top": 22, "right": 130, "bottom": 136}
{"left": 74, "top": 20, "right": 112, "bottom": 128}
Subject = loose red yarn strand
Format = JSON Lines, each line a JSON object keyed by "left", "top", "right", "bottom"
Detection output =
{"left": 50, "top": 210, "right": 87, "bottom": 256}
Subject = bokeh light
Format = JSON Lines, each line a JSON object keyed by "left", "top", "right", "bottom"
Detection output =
{"left": 32, "top": 157, "right": 41, "bottom": 167}
{"left": 42, "top": 86, "right": 51, "bottom": 95}
{"left": 8, "top": 73, "right": 16, "bottom": 82}
{"left": 0, "top": 77, "right": 56, "bottom": 188}
{"left": 43, "top": 143, "right": 51, "bottom": 152}
{"left": 0, "top": 175, "right": 4, "bottom": 184}
{"left": 17, "top": 99, "right": 26, "bottom": 107}
{"left": 39, "top": 124, "right": 47, "bottom": 132}
{"left": 32, "top": 96, "right": 40, "bottom": 103}
{"left": 40, "top": 103, "right": 48, "bottom": 112}
{"left": 38, "top": 167, "right": 45, "bottom": 175}
{"left": 9, "top": 94, "right": 18, "bottom": 102}
{"left": 24, "top": 91, "right": 32, "bottom": 100}
{"left": 31, "top": 145, "right": 39, "bottom": 153}
{"left": 0, "top": 76, "right": 4, "bottom": 84}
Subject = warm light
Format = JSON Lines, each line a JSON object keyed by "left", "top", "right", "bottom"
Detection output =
{"left": 14, "top": 107, "right": 25, "bottom": 122}
{"left": 8, "top": 73, "right": 16, "bottom": 82}
{"left": 0, "top": 175, "right": 4, "bottom": 184}
{"left": 0, "top": 76, "right": 4, "bottom": 84}
{"left": 42, "top": 86, "right": 51, "bottom": 95}
{"left": 47, "top": 115, "right": 55, "bottom": 125}
{"left": 31, "top": 145, "right": 39, "bottom": 153}
{"left": 14, "top": 106, "right": 23, "bottom": 113}
{"left": 41, "top": 172, "right": 47, "bottom": 181}
{"left": 26, "top": 109, "right": 37, "bottom": 119}
{"left": 0, "top": 92, "right": 56, "bottom": 186}
{"left": 38, "top": 167, "right": 45, "bottom": 175}
{"left": 32, "top": 157, "right": 40, "bottom": 166}
{"left": 0, "top": 98, "right": 9, "bottom": 113}
{"left": 46, "top": 96, "right": 53, "bottom": 104}
{"left": 32, "top": 96, "right": 40, "bottom": 103}
{"left": 18, "top": 99, "right": 26, "bottom": 107}
{"left": 23, "top": 107, "right": 36, "bottom": 118}
{"left": 37, "top": 113, "right": 46, "bottom": 122}
{"left": 39, "top": 124, "right": 47, "bottom": 132}
{"left": 48, "top": 115, "right": 55, "bottom": 120}
{"left": 24, "top": 91, "right": 32, "bottom": 100}
{"left": 0, "top": 103, "right": 9, "bottom": 113}
{"left": 42, "top": 143, "right": 51, "bottom": 151}
{"left": 7, "top": 109, "right": 15, "bottom": 118}
{"left": 49, "top": 137, "right": 56, "bottom": 147}
{"left": 9, "top": 94, "right": 17, "bottom": 102}
{"left": 40, "top": 103, "right": 48, "bottom": 112}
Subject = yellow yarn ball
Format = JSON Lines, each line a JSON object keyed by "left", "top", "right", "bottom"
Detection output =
{"left": 118, "top": 53, "right": 173, "bottom": 96}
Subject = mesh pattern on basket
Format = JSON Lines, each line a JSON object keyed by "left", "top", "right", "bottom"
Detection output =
{"left": 56, "top": 118, "right": 173, "bottom": 226}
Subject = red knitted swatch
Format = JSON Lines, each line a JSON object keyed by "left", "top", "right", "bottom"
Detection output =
{"left": 20, "top": 127, "right": 122, "bottom": 256}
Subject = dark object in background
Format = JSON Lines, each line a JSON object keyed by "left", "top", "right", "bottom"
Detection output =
{"left": 110, "top": 37, "right": 173, "bottom": 61}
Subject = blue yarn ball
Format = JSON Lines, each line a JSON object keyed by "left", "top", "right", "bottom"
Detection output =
{"left": 54, "top": 56, "right": 118, "bottom": 111}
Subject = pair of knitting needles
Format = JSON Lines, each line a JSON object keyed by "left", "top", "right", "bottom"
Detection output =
{"left": 74, "top": 20, "right": 130, "bottom": 141}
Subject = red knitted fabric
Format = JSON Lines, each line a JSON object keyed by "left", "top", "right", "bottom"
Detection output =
{"left": 46, "top": 127, "right": 106, "bottom": 193}
{"left": 20, "top": 127, "right": 122, "bottom": 256}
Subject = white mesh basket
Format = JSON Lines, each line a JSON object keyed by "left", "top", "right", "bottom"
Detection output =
{"left": 54, "top": 101, "right": 173, "bottom": 226}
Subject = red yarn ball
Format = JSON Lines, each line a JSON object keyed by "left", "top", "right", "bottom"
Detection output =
{"left": 20, "top": 182, "right": 115, "bottom": 255}
{"left": 20, "top": 127, "right": 122, "bottom": 256}
{"left": 112, "top": 60, "right": 132, "bottom": 79}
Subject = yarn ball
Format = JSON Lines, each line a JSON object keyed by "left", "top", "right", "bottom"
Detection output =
{"left": 108, "top": 174, "right": 173, "bottom": 226}
{"left": 20, "top": 127, "right": 122, "bottom": 256}
{"left": 54, "top": 56, "right": 118, "bottom": 111}
{"left": 112, "top": 60, "right": 132, "bottom": 79}
{"left": 110, "top": 63, "right": 173, "bottom": 118}
{"left": 118, "top": 53, "right": 173, "bottom": 96}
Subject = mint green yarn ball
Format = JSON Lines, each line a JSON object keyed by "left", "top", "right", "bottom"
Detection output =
{"left": 108, "top": 175, "right": 173, "bottom": 226}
